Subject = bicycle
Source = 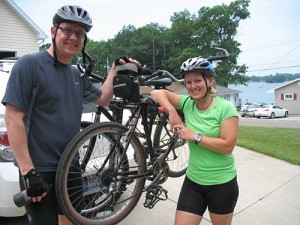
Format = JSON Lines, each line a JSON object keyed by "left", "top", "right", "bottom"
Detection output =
{"left": 79, "top": 52, "right": 189, "bottom": 178}
{"left": 56, "top": 49, "right": 229, "bottom": 225}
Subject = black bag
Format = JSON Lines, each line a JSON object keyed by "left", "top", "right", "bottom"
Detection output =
{"left": 113, "top": 63, "right": 141, "bottom": 102}
{"left": 113, "top": 75, "right": 140, "bottom": 102}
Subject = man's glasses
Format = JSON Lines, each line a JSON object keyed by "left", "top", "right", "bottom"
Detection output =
{"left": 57, "top": 27, "right": 86, "bottom": 39}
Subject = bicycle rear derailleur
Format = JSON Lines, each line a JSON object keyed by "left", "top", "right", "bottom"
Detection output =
{"left": 143, "top": 183, "right": 168, "bottom": 209}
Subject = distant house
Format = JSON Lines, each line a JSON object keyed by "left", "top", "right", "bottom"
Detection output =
{"left": 214, "top": 85, "right": 242, "bottom": 108}
{"left": 0, "top": 0, "right": 47, "bottom": 59}
{"left": 141, "top": 83, "right": 241, "bottom": 108}
{"left": 267, "top": 78, "right": 300, "bottom": 115}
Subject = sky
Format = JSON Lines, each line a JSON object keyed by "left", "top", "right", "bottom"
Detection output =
{"left": 13, "top": 0, "right": 300, "bottom": 77}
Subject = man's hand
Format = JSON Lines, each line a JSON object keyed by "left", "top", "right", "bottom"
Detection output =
{"left": 23, "top": 169, "right": 49, "bottom": 202}
{"left": 114, "top": 55, "right": 140, "bottom": 66}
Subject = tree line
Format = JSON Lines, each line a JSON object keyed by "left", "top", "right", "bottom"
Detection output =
{"left": 41, "top": 0, "right": 251, "bottom": 87}
{"left": 250, "top": 73, "right": 300, "bottom": 83}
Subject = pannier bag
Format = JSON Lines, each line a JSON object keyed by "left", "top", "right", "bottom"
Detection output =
{"left": 113, "top": 63, "right": 140, "bottom": 102}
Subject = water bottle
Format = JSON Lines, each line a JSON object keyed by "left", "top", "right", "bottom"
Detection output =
{"left": 13, "top": 190, "right": 32, "bottom": 207}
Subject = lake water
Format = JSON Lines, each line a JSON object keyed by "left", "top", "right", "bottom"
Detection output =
{"left": 228, "top": 82, "right": 283, "bottom": 105}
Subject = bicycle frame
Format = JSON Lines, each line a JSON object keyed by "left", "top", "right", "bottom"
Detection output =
{"left": 82, "top": 98, "right": 179, "bottom": 180}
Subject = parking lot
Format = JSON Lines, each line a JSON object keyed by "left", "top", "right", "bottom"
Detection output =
{"left": 239, "top": 115, "right": 300, "bottom": 128}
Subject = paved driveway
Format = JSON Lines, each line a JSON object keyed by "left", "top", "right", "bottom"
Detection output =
{"left": 239, "top": 115, "right": 300, "bottom": 128}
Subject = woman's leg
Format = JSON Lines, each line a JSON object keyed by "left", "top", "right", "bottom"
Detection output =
{"left": 175, "top": 210, "right": 202, "bottom": 225}
{"left": 209, "top": 212, "right": 233, "bottom": 225}
{"left": 59, "top": 215, "right": 74, "bottom": 225}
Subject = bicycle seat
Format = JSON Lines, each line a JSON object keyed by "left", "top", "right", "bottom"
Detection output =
{"left": 145, "top": 78, "right": 173, "bottom": 89}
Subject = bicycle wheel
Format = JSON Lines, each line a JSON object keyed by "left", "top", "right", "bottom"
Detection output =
{"left": 153, "top": 112, "right": 189, "bottom": 178}
{"left": 56, "top": 122, "right": 147, "bottom": 225}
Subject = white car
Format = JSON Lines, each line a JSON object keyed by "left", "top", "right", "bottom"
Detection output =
{"left": 255, "top": 105, "right": 289, "bottom": 119}
{"left": 244, "top": 102, "right": 268, "bottom": 117}
{"left": 0, "top": 58, "right": 18, "bottom": 73}
{"left": 0, "top": 70, "right": 26, "bottom": 217}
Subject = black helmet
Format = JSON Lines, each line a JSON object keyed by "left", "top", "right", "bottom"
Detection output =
{"left": 53, "top": 5, "right": 93, "bottom": 32}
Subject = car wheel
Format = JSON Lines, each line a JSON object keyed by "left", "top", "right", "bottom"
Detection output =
{"left": 256, "top": 116, "right": 261, "bottom": 119}
{"left": 284, "top": 111, "right": 288, "bottom": 117}
{"left": 270, "top": 112, "right": 275, "bottom": 119}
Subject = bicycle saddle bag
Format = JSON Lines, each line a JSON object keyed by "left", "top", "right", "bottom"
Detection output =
{"left": 113, "top": 64, "right": 140, "bottom": 102}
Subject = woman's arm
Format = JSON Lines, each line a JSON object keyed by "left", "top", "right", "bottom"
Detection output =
{"left": 150, "top": 89, "right": 183, "bottom": 130}
{"left": 174, "top": 116, "right": 239, "bottom": 154}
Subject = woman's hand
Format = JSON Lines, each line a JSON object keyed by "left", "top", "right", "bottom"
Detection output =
{"left": 173, "top": 124, "right": 194, "bottom": 141}
{"left": 168, "top": 109, "right": 184, "bottom": 132}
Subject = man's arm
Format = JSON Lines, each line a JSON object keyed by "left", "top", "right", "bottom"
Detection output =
{"left": 5, "top": 104, "right": 34, "bottom": 175}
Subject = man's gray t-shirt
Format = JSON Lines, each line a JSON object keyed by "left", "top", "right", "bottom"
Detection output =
{"left": 1, "top": 50, "right": 101, "bottom": 172}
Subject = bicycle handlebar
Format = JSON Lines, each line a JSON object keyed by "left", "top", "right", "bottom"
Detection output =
{"left": 79, "top": 47, "right": 229, "bottom": 85}
{"left": 142, "top": 47, "right": 229, "bottom": 84}
{"left": 142, "top": 69, "right": 184, "bottom": 84}
{"left": 206, "top": 47, "right": 229, "bottom": 63}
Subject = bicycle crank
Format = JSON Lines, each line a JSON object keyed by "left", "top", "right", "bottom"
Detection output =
{"left": 152, "top": 160, "right": 169, "bottom": 184}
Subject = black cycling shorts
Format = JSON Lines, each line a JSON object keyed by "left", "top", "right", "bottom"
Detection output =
{"left": 19, "top": 168, "right": 82, "bottom": 225}
{"left": 177, "top": 176, "right": 239, "bottom": 216}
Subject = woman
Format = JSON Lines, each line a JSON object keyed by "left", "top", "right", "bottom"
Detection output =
{"left": 150, "top": 56, "right": 239, "bottom": 225}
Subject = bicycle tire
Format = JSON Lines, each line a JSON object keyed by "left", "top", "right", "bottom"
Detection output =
{"left": 56, "top": 122, "right": 147, "bottom": 225}
{"left": 153, "top": 112, "right": 189, "bottom": 178}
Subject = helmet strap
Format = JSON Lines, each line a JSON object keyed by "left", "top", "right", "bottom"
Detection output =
{"left": 81, "top": 34, "right": 88, "bottom": 65}
{"left": 52, "top": 25, "right": 59, "bottom": 66}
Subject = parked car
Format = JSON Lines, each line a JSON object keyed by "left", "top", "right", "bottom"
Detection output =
{"left": 0, "top": 70, "right": 26, "bottom": 217}
{"left": 255, "top": 105, "right": 289, "bottom": 119}
{"left": 0, "top": 57, "right": 18, "bottom": 73}
{"left": 243, "top": 102, "right": 268, "bottom": 117}
{"left": 240, "top": 107, "right": 247, "bottom": 117}
{"left": 240, "top": 103, "right": 251, "bottom": 112}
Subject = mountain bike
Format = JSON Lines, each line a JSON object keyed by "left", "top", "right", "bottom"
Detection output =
{"left": 55, "top": 49, "right": 229, "bottom": 225}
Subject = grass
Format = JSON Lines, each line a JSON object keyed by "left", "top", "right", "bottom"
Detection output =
{"left": 237, "top": 126, "right": 300, "bottom": 165}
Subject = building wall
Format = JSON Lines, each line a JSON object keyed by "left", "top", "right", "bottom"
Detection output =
{"left": 0, "top": 1, "right": 40, "bottom": 57}
{"left": 275, "top": 80, "right": 300, "bottom": 115}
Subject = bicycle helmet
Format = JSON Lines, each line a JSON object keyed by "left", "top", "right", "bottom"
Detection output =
{"left": 53, "top": 5, "right": 93, "bottom": 32}
{"left": 180, "top": 57, "right": 214, "bottom": 78}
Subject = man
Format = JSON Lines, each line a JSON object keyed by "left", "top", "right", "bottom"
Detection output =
{"left": 2, "top": 5, "right": 137, "bottom": 225}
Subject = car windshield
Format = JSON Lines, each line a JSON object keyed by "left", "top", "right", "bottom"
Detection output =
{"left": 249, "top": 104, "right": 259, "bottom": 108}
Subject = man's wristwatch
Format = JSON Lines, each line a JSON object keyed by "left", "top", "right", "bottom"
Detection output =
{"left": 194, "top": 133, "right": 202, "bottom": 144}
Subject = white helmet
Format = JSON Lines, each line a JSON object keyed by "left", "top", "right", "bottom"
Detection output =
{"left": 180, "top": 57, "right": 214, "bottom": 78}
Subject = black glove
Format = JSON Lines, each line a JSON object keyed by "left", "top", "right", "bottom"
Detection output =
{"left": 22, "top": 169, "right": 49, "bottom": 198}
{"left": 114, "top": 55, "right": 130, "bottom": 66}
{"left": 115, "top": 56, "right": 152, "bottom": 76}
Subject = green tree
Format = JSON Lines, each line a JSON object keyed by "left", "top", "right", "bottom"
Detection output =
{"left": 39, "top": 43, "right": 50, "bottom": 51}
{"left": 45, "top": 0, "right": 252, "bottom": 87}
{"left": 166, "top": 0, "right": 251, "bottom": 86}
